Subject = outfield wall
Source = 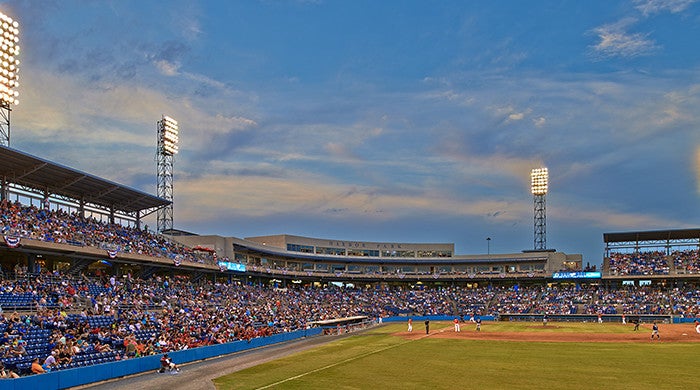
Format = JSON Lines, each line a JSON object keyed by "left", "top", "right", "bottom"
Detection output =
{"left": 499, "top": 313, "right": 673, "bottom": 323}
{"left": 382, "top": 315, "right": 497, "bottom": 322}
{"left": 3, "top": 328, "right": 322, "bottom": 390}
{"left": 383, "top": 314, "right": 698, "bottom": 324}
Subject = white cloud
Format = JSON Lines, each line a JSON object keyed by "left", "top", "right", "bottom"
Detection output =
{"left": 12, "top": 63, "right": 258, "bottom": 184}
{"left": 634, "top": 0, "right": 697, "bottom": 16}
{"left": 156, "top": 60, "right": 180, "bottom": 76}
{"left": 589, "top": 19, "right": 658, "bottom": 59}
{"left": 490, "top": 105, "right": 532, "bottom": 124}
{"left": 507, "top": 112, "right": 525, "bottom": 122}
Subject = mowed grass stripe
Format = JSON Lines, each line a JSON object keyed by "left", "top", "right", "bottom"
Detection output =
{"left": 215, "top": 325, "right": 437, "bottom": 389}
{"left": 254, "top": 331, "right": 425, "bottom": 389}
{"left": 214, "top": 323, "right": 699, "bottom": 389}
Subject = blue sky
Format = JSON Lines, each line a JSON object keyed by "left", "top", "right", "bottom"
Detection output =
{"left": 2, "top": 0, "right": 699, "bottom": 267}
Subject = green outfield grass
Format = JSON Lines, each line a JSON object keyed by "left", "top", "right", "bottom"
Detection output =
{"left": 213, "top": 322, "right": 698, "bottom": 389}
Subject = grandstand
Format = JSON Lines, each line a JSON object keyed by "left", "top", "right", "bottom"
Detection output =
{"left": 0, "top": 145, "right": 699, "bottom": 387}
{"left": 603, "top": 229, "right": 700, "bottom": 284}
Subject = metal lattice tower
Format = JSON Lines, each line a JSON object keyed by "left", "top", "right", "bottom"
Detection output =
{"left": 533, "top": 193, "right": 546, "bottom": 250}
{"left": 156, "top": 116, "right": 178, "bottom": 234}
{"left": 531, "top": 168, "right": 548, "bottom": 251}
{"left": 0, "top": 101, "right": 11, "bottom": 147}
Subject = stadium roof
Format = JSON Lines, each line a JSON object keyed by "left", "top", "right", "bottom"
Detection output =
{"left": 604, "top": 228, "right": 700, "bottom": 243}
{"left": 0, "top": 145, "right": 169, "bottom": 213}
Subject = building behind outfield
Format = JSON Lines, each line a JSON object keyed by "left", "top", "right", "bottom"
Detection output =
{"left": 171, "top": 233, "right": 583, "bottom": 287}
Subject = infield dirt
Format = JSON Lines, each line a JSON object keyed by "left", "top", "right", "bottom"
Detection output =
{"left": 400, "top": 322, "right": 700, "bottom": 343}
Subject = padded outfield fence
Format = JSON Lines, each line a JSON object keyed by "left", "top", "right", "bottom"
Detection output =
{"left": 498, "top": 313, "right": 674, "bottom": 323}
{"left": 382, "top": 314, "right": 697, "bottom": 324}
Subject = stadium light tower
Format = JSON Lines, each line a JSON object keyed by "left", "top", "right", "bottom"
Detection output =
{"left": 531, "top": 167, "right": 548, "bottom": 251}
{"left": 0, "top": 11, "right": 20, "bottom": 147}
{"left": 156, "top": 115, "right": 178, "bottom": 234}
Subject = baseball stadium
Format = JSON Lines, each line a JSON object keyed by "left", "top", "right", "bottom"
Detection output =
{"left": 0, "top": 4, "right": 700, "bottom": 390}
{"left": 0, "top": 147, "right": 699, "bottom": 390}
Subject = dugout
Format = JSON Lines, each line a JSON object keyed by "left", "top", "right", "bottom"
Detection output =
{"left": 307, "top": 315, "right": 371, "bottom": 334}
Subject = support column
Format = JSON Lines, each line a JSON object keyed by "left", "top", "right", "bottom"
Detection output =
{"left": 27, "top": 254, "right": 36, "bottom": 274}
{"left": 0, "top": 177, "right": 7, "bottom": 202}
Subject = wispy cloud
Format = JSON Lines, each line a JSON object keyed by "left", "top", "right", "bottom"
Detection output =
{"left": 589, "top": 0, "right": 697, "bottom": 60}
{"left": 174, "top": 172, "right": 527, "bottom": 222}
{"left": 633, "top": 0, "right": 697, "bottom": 16}
{"left": 155, "top": 60, "right": 180, "bottom": 76}
{"left": 589, "top": 18, "right": 658, "bottom": 59}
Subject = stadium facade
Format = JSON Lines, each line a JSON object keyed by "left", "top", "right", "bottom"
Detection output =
{"left": 173, "top": 233, "right": 582, "bottom": 286}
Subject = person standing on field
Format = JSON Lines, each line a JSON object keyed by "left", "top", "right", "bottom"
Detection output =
{"left": 651, "top": 322, "right": 660, "bottom": 340}
{"left": 453, "top": 317, "right": 460, "bottom": 332}
{"left": 407, "top": 318, "right": 413, "bottom": 332}
{"left": 424, "top": 319, "right": 430, "bottom": 334}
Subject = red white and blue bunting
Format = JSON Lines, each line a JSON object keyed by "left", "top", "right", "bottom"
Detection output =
{"left": 4, "top": 235, "right": 20, "bottom": 248}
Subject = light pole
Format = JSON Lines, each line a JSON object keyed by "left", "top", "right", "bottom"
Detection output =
{"left": 156, "top": 115, "right": 179, "bottom": 234}
{"left": 531, "top": 167, "right": 549, "bottom": 250}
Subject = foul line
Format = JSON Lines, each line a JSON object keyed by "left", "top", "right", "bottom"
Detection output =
{"left": 255, "top": 332, "right": 434, "bottom": 389}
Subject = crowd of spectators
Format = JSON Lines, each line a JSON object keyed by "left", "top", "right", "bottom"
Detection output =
{"left": 0, "top": 200, "right": 213, "bottom": 265}
{"left": 0, "top": 269, "right": 697, "bottom": 377}
{"left": 583, "top": 287, "right": 672, "bottom": 315}
{"left": 672, "top": 250, "right": 700, "bottom": 274}
{"left": 608, "top": 251, "right": 670, "bottom": 275}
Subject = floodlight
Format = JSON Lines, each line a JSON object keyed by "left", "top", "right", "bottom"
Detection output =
{"left": 531, "top": 167, "right": 548, "bottom": 195}
{"left": 0, "top": 11, "right": 19, "bottom": 107}
{"left": 159, "top": 115, "right": 179, "bottom": 156}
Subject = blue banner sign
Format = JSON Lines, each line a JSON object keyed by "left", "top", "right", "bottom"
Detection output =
{"left": 552, "top": 271, "right": 601, "bottom": 279}
{"left": 218, "top": 261, "right": 247, "bottom": 272}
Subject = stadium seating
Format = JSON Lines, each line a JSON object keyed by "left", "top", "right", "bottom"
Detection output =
{"left": 1, "top": 200, "right": 699, "bottom": 378}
